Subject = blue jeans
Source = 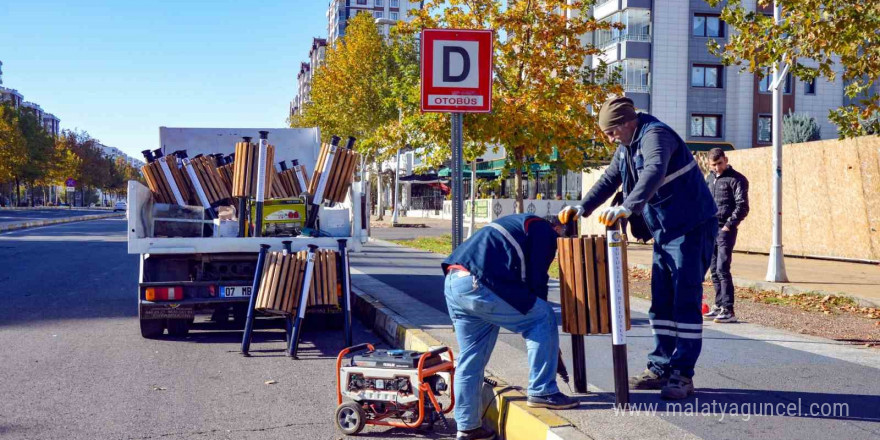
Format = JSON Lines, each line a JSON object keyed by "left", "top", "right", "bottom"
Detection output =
{"left": 648, "top": 220, "right": 717, "bottom": 378}
{"left": 444, "top": 272, "right": 559, "bottom": 431}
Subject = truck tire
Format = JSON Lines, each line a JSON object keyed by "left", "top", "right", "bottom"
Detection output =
{"left": 140, "top": 318, "right": 164, "bottom": 339}
{"left": 166, "top": 319, "right": 190, "bottom": 336}
{"left": 139, "top": 302, "right": 165, "bottom": 339}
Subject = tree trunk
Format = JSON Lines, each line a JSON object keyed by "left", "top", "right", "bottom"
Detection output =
{"left": 375, "top": 161, "right": 385, "bottom": 221}
{"left": 513, "top": 150, "right": 524, "bottom": 214}
{"left": 15, "top": 177, "right": 21, "bottom": 207}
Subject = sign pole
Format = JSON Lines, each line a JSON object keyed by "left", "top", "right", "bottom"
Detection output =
{"left": 451, "top": 113, "right": 464, "bottom": 249}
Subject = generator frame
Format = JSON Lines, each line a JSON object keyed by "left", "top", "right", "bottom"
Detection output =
{"left": 334, "top": 343, "right": 455, "bottom": 435}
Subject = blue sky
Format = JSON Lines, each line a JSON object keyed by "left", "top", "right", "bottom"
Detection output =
{"left": 0, "top": 0, "right": 328, "bottom": 159}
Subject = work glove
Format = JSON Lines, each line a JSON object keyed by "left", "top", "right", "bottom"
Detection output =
{"left": 558, "top": 205, "right": 585, "bottom": 224}
{"left": 597, "top": 206, "right": 632, "bottom": 227}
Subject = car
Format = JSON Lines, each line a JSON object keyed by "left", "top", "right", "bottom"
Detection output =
{"left": 113, "top": 201, "right": 127, "bottom": 212}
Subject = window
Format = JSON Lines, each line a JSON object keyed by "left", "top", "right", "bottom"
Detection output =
{"left": 693, "top": 14, "right": 723, "bottom": 37}
{"left": 391, "top": 0, "right": 399, "bottom": 6}
{"left": 759, "top": 68, "right": 792, "bottom": 93}
{"left": 691, "top": 114, "right": 721, "bottom": 137}
{"left": 375, "top": 0, "right": 383, "bottom": 6}
{"left": 757, "top": 115, "right": 772, "bottom": 143}
{"left": 692, "top": 64, "right": 722, "bottom": 88}
{"left": 356, "top": 0, "right": 367, "bottom": 4}
{"left": 596, "top": 9, "right": 651, "bottom": 47}
{"left": 805, "top": 78, "right": 816, "bottom": 95}
{"left": 390, "top": 11, "right": 398, "bottom": 20}
{"left": 374, "top": 11, "right": 383, "bottom": 18}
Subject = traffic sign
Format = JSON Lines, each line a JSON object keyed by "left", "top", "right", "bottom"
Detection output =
{"left": 420, "top": 29, "right": 493, "bottom": 113}
{"left": 65, "top": 178, "right": 76, "bottom": 188}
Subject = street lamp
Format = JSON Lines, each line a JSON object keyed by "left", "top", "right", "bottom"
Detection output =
{"left": 391, "top": 145, "right": 411, "bottom": 226}
{"left": 766, "top": 0, "right": 789, "bottom": 282}
{"left": 375, "top": 17, "right": 396, "bottom": 37}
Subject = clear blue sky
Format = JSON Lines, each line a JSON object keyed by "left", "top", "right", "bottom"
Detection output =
{"left": 0, "top": 0, "right": 328, "bottom": 159}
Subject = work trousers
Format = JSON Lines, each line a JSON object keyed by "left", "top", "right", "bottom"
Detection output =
{"left": 444, "top": 271, "right": 559, "bottom": 431}
{"left": 709, "top": 227, "right": 738, "bottom": 311}
{"left": 647, "top": 220, "right": 717, "bottom": 379}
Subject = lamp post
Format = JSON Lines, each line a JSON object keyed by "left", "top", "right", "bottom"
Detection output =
{"left": 766, "top": 0, "right": 789, "bottom": 282}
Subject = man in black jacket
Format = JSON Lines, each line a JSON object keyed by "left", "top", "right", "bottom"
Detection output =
{"left": 703, "top": 148, "right": 749, "bottom": 323}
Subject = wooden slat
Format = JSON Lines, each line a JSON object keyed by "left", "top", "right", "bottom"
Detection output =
{"left": 274, "top": 253, "right": 292, "bottom": 313}
{"left": 329, "top": 150, "right": 350, "bottom": 203}
{"left": 556, "top": 238, "right": 567, "bottom": 333}
{"left": 572, "top": 236, "right": 587, "bottom": 335}
{"left": 256, "top": 252, "right": 276, "bottom": 310}
{"left": 595, "top": 235, "right": 609, "bottom": 334}
{"left": 265, "top": 252, "right": 282, "bottom": 311}
{"left": 152, "top": 163, "right": 175, "bottom": 205}
{"left": 584, "top": 237, "right": 599, "bottom": 334}
{"left": 282, "top": 253, "right": 298, "bottom": 314}
{"left": 559, "top": 238, "right": 574, "bottom": 333}
{"left": 310, "top": 144, "right": 327, "bottom": 194}
{"left": 328, "top": 250, "right": 338, "bottom": 306}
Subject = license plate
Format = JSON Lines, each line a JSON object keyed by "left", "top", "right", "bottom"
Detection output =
{"left": 143, "top": 305, "right": 194, "bottom": 320}
{"left": 220, "top": 285, "right": 252, "bottom": 298}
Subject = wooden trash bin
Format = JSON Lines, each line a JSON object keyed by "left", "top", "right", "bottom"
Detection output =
{"left": 557, "top": 235, "right": 631, "bottom": 335}
{"left": 255, "top": 249, "right": 340, "bottom": 316}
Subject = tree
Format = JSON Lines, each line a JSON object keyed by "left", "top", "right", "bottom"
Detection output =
{"left": 707, "top": 0, "right": 880, "bottom": 137}
{"left": 0, "top": 105, "right": 26, "bottom": 201}
{"left": 402, "top": 0, "right": 621, "bottom": 212}
{"left": 783, "top": 110, "right": 821, "bottom": 144}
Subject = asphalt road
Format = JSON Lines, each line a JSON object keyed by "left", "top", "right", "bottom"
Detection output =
{"left": 0, "top": 219, "right": 456, "bottom": 440}
{"left": 0, "top": 208, "right": 113, "bottom": 227}
{"left": 350, "top": 235, "right": 880, "bottom": 440}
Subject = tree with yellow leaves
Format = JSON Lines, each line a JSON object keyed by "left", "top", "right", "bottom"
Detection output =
{"left": 402, "top": 0, "right": 622, "bottom": 211}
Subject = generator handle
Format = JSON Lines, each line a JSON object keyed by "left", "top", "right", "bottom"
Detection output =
{"left": 429, "top": 347, "right": 450, "bottom": 358}
{"left": 336, "top": 343, "right": 376, "bottom": 404}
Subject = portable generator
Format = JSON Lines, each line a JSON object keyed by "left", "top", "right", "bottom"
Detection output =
{"left": 334, "top": 343, "right": 455, "bottom": 435}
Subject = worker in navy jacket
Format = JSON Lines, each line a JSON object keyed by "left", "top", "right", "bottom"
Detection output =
{"left": 442, "top": 214, "right": 577, "bottom": 440}
{"left": 559, "top": 97, "right": 717, "bottom": 400}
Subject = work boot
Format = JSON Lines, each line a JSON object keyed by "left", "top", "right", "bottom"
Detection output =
{"left": 702, "top": 305, "right": 722, "bottom": 320}
{"left": 660, "top": 371, "right": 695, "bottom": 400}
{"left": 526, "top": 392, "right": 580, "bottom": 409}
{"left": 457, "top": 426, "right": 496, "bottom": 440}
{"left": 713, "top": 308, "right": 738, "bottom": 323}
{"left": 628, "top": 369, "right": 667, "bottom": 390}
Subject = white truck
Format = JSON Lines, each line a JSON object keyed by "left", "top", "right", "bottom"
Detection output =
{"left": 127, "top": 127, "right": 367, "bottom": 338}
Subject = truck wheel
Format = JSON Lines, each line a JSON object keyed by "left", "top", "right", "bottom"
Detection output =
{"left": 335, "top": 402, "right": 366, "bottom": 435}
{"left": 166, "top": 319, "right": 190, "bottom": 336}
{"left": 140, "top": 318, "right": 165, "bottom": 339}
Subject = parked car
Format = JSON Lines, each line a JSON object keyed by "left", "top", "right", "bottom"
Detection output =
{"left": 113, "top": 201, "right": 127, "bottom": 212}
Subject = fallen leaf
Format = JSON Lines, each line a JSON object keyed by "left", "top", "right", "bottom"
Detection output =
{"left": 265, "top": 380, "right": 277, "bottom": 385}
{"left": 151, "top": 386, "right": 167, "bottom": 391}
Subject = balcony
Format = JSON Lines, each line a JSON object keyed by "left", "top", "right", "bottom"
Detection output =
{"left": 623, "top": 83, "right": 651, "bottom": 93}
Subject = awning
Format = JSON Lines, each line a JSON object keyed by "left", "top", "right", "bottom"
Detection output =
{"left": 399, "top": 173, "right": 446, "bottom": 184}
{"left": 437, "top": 169, "right": 500, "bottom": 178}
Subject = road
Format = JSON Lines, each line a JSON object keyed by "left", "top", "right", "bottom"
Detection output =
{"left": 350, "top": 231, "right": 880, "bottom": 440}
{"left": 0, "top": 219, "right": 454, "bottom": 440}
{"left": 0, "top": 208, "right": 113, "bottom": 227}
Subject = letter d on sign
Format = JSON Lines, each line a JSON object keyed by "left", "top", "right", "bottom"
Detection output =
{"left": 442, "top": 46, "right": 470, "bottom": 82}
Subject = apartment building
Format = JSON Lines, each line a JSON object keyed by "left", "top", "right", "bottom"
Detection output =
{"left": 0, "top": 61, "right": 61, "bottom": 136}
{"left": 590, "top": 0, "right": 873, "bottom": 149}
{"left": 327, "top": 0, "right": 422, "bottom": 43}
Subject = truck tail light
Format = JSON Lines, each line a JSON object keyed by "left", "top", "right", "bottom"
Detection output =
{"left": 145, "top": 286, "right": 184, "bottom": 301}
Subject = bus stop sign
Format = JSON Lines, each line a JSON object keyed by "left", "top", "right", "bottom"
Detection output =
{"left": 420, "top": 29, "right": 493, "bottom": 113}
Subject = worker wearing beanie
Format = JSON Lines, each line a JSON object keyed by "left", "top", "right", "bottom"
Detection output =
{"left": 558, "top": 97, "right": 717, "bottom": 400}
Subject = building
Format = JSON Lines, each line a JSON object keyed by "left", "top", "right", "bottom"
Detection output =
{"left": 328, "top": 0, "right": 422, "bottom": 43}
{"left": 0, "top": 61, "right": 61, "bottom": 135}
{"left": 588, "top": 0, "right": 877, "bottom": 149}
{"left": 290, "top": 38, "right": 326, "bottom": 118}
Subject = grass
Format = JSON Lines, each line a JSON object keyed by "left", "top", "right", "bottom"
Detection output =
{"left": 391, "top": 234, "right": 561, "bottom": 279}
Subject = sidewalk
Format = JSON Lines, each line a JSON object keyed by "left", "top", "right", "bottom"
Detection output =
{"left": 626, "top": 244, "right": 880, "bottom": 307}
{"left": 0, "top": 211, "right": 123, "bottom": 233}
{"left": 376, "top": 215, "right": 880, "bottom": 307}
{"left": 348, "top": 237, "right": 880, "bottom": 440}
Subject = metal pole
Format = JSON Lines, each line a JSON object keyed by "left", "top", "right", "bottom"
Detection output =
{"left": 241, "top": 244, "right": 271, "bottom": 356}
{"left": 392, "top": 146, "right": 401, "bottom": 225}
{"left": 607, "top": 220, "right": 630, "bottom": 409}
{"left": 337, "top": 239, "right": 353, "bottom": 347}
{"left": 766, "top": 0, "right": 789, "bottom": 282}
{"left": 468, "top": 159, "right": 476, "bottom": 239}
{"left": 290, "top": 244, "right": 319, "bottom": 358}
{"left": 451, "top": 113, "right": 464, "bottom": 249}
{"left": 253, "top": 131, "right": 269, "bottom": 238}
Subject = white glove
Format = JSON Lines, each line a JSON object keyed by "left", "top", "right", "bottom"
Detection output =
{"left": 597, "top": 206, "right": 632, "bottom": 226}
{"left": 558, "top": 205, "right": 585, "bottom": 224}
